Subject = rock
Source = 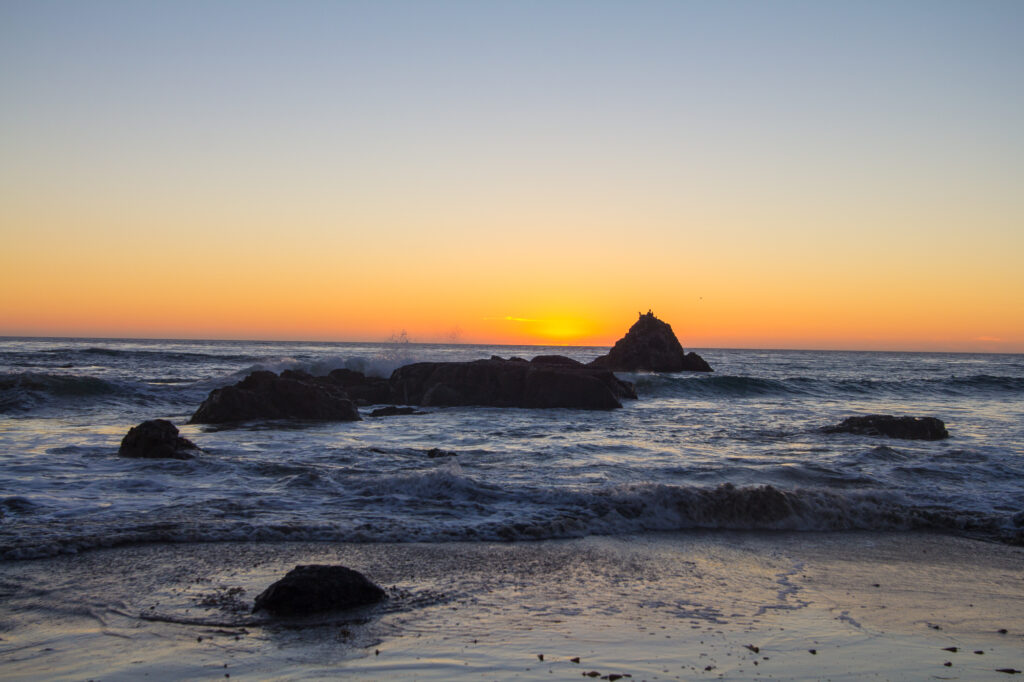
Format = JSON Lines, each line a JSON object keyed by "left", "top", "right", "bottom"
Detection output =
{"left": 190, "top": 370, "right": 361, "bottom": 424}
{"left": 368, "top": 405, "right": 422, "bottom": 417}
{"left": 326, "top": 369, "right": 392, "bottom": 405}
{"left": 389, "top": 358, "right": 637, "bottom": 410}
{"left": 119, "top": 419, "right": 201, "bottom": 459}
{"left": 252, "top": 564, "right": 385, "bottom": 616}
{"left": 822, "top": 415, "right": 949, "bottom": 440}
{"left": 530, "top": 355, "right": 584, "bottom": 366}
{"left": 426, "top": 448, "right": 456, "bottom": 458}
{"left": 589, "top": 311, "right": 712, "bottom": 372}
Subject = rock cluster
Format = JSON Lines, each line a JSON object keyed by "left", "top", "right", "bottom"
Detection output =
{"left": 823, "top": 415, "right": 949, "bottom": 440}
{"left": 589, "top": 311, "right": 711, "bottom": 372}
{"left": 252, "top": 564, "right": 386, "bottom": 616}
{"left": 190, "top": 370, "right": 361, "bottom": 424}
{"left": 390, "top": 356, "right": 637, "bottom": 410}
{"left": 119, "top": 419, "right": 202, "bottom": 459}
{"left": 325, "top": 368, "right": 391, "bottom": 405}
{"left": 184, "top": 312, "right": 720, "bottom": 423}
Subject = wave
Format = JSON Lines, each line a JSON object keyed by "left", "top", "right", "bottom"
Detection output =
{"left": 50, "top": 347, "right": 259, "bottom": 363}
{"left": 3, "top": 479, "right": 1018, "bottom": 560}
{"left": 633, "top": 373, "right": 1024, "bottom": 400}
{"left": 0, "top": 371, "right": 173, "bottom": 413}
{"left": 0, "top": 372, "right": 123, "bottom": 412}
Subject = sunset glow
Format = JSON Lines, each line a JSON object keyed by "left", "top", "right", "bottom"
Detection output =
{"left": 2, "top": 1, "right": 1022, "bottom": 351}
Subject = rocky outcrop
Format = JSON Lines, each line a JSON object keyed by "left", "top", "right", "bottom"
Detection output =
{"left": 190, "top": 370, "right": 361, "bottom": 424}
{"left": 252, "top": 565, "right": 386, "bottom": 616}
{"left": 389, "top": 358, "right": 637, "bottom": 410}
{"left": 823, "top": 415, "right": 949, "bottom": 440}
{"left": 119, "top": 419, "right": 202, "bottom": 459}
{"left": 590, "top": 311, "right": 712, "bottom": 372}
{"left": 529, "top": 355, "right": 584, "bottom": 367}
{"left": 326, "top": 369, "right": 392, "bottom": 405}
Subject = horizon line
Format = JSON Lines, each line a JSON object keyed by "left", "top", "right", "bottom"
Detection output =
{"left": 0, "top": 334, "right": 1019, "bottom": 356}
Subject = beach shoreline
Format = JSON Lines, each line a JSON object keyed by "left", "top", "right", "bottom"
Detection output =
{"left": 2, "top": 530, "right": 1022, "bottom": 680}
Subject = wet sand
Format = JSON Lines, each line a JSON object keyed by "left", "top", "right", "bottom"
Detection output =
{"left": 1, "top": 531, "right": 1022, "bottom": 680}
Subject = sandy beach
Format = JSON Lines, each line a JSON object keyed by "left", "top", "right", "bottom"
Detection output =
{"left": 2, "top": 531, "right": 1021, "bottom": 681}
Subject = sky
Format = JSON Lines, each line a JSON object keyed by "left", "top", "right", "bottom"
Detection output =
{"left": 2, "top": 0, "right": 1022, "bottom": 351}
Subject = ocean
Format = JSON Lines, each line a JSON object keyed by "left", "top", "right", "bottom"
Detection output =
{"left": 2, "top": 337, "right": 1022, "bottom": 559}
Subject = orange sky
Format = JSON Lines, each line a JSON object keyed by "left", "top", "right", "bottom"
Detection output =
{"left": 2, "top": 2, "right": 1022, "bottom": 352}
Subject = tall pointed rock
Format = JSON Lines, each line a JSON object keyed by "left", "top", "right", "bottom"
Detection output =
{"left": 589, "top": 311, "right": 712, "bottom": 372}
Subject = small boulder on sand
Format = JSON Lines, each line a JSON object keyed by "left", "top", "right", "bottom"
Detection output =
{"left": 252, "top": 565, "right": 386, "bottom": 616}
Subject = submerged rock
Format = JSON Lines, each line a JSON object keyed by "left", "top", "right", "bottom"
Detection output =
{"left": 589, "top": 311, "right": 712, "bottom": 372}
{"left": 822, "top": 415, "right": 949, "bottom": 440}
{"left": 252, "top": 564, "right": 386, "bottom": 616}
{"left": 119, "top": 419, "right": 202, "bottom": 459}
{"left": 368, "top": 405, "right": 422, "bottom": 417}
{"left": 389, "top": 358, "right": 637, "bottom": 410}
{"left": 190, "top": 370, "right": 361, "bottom": 424}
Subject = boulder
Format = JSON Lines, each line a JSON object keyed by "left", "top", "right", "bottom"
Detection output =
{"left": 119, "top": 419, "right": 202, "bottom": 459}
{"left": 822, "top": 415, "right": 949, "bottom": 440}
{"left": 190, "top": 370, "right": 361, "bottom": 424}
{"left": 589, "top": 311, "right": 712, "bottom": 372}
{"left": 252, "top": 565, "right": 386, "bottom": 616}
{"left": 389, "top": 358, "right": 636, "bottom": 410}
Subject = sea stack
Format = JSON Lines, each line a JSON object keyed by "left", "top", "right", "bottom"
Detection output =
{"left": 590, "top": 311, "right": 712, "bottom": 372}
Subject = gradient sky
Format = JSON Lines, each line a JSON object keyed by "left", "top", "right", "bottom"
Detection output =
{"left": 2, "top": 1, "right": 1022, "bottom": 351}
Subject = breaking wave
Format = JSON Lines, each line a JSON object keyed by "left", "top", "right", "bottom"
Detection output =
{"left": 3, "top": 478, "right": 1018, "bottom": 560}
{"left": 0, "top": 372, "right": 126, "bottom": 412}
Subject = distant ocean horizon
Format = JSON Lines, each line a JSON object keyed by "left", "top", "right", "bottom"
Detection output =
{"left": 2, "top": 334, "right": 1020, "bottom": 356}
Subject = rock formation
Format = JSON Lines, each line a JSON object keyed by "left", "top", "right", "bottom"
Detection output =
{"left": 389, "top": 357, "right": 637, "bottom": 410}
{"left": 589, "top": 311, "right": 712, "bottom": 372}
{"left": 190, "top": 370, "right": 361, "bottom": 424}
{"left": 252, "top": 565, "right": 386, "bottom": 616}
{"left": 119, "top": 419, "right": 202, "bottom": 459}
{"left": 822, "top": 415, "right": 949, "bottom": 440}
{"left": 326, "top": 368, "right": 391, "bottom": 405}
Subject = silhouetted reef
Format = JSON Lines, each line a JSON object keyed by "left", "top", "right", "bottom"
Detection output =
{"left": 823, "top": 415, "right": 949, "bottom": 440}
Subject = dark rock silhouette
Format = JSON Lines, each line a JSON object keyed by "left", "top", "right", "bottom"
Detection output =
{"left": 589, "top": 311, "right": 712, "bottom": 372}
{"left": 119, "top": 419, "right": 202, "bottom": 459}
{"left": 190, "top": 370, "right": 361, "bottom": 424}
{"left": 823, "top": 415, "right": 949, "bottom": 440}
{"left": 389, "top": 358, "right": 636, "bottom": 410}
{"left": 368, "top": 405, "right": 422, "bottom": 417}
{"left": 530, "top": 355, "right": 585, "bottom": 367}
{"left": 252, "top": 565, "right": 386, "bottom": 616}
{"left": 326, "top": 368, "right": 391, "bottom": 405}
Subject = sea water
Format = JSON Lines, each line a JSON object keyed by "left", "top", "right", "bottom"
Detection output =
{"left": 1, "top": 338, "right": 1022, "bottom": 560}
